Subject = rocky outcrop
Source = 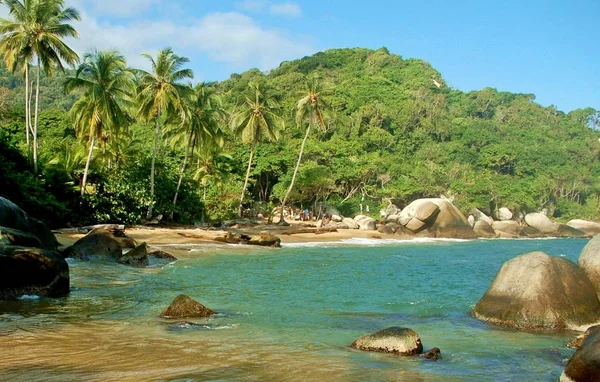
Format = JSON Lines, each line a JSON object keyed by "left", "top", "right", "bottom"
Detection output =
{"left": 472, "top": 209, "right": 494, "bottom": 225}
{"left": 65, "top": 231, "right": 122, "bottom": 261}
{"left": 248, "top": 233, "right": 281, "bottom": 247}
{"left": 87, "top": 227, "right": 137, "bottom": 249}
{"left": 0, "top": 226, "right": 44, "bottom": 248}
{"left": 524, "top": 212, "right": 557, "bottom": 233}
{"left": 400, "top": 200, "right": 440, "bottom": 225}
{"left": 567, "top": 325, "right": 600, "bottom": 349}
{"left": 118, "top": 242, "right": 149, "bottom": 267}
{"left": 354, "top": 215, "right": 376, "bottom": 231}
{"left": 495, "top": 207, "right": 513, "bottom": 221}
{"left": 568, "top": 219, "right": 600, "bottom": 236}
{"left": 0, "top": 246, "right": 69, "bottom": 299}
{"left": 578, "top": 236, "right": 600, "bottom": 298}
{"left": 492, "top": 220, "right": 520, "bottom": 236}
{"left": 561, "top": 326, "right": 600, "bottom": 382}
{"left": 473, "top": 220, "right": 497, "bottom": 238}
{"left": 473, "top": 252, "right": 600, "bottom": 330}
{"left": 0, "top": 197, "right": 58, "bottom": 250}
{"left": 400, "top": 198, "right": 476, "bottom": 239}
{"left": 161, "top": 294, "right": 215, "bottom": 319}
{"left": 343, "top": 218, "right": 360, "bottom": 229}
{"left": 556, "top": 224, "right": 588, "bottom": 238}
{"left": 350, "top": 327, "right": 423, "bottom": 355}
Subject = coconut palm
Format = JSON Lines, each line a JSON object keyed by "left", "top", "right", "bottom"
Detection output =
{"left": 230, "top": 81, "right": 284, "bottom": 218}
{"left": 278, "top": 76, "right": 328, "bottom": 225}
{"left": 0, "top": 0, "right": 80, "bottom": 174}
{"left": 167, "top": 83, "right": 225, "bottom": 217}
{"left": 65, "top": 50, "right": 134, "bottom": 197}
{"left": 136, "top": 48, "right": 193, "bottom": 219}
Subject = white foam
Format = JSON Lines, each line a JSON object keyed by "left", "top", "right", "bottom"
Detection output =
{"left": 18, "top": 295, "right": 39, "bottom": 300}
{"left": 281, "top": 237, "right": 472, "bottom": 248}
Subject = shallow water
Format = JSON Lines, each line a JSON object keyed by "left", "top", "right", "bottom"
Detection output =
{"left": 0, "top": 238, "right": 589, "bottom": 381}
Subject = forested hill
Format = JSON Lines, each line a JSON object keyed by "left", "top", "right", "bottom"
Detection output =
{"left": 1, "top": 47, "right": 599, "bottom": 225}
{"left": 217, "top": 47, "right": 600, "bottom": 220}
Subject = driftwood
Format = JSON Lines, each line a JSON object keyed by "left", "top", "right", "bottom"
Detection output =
{"left": 280, "top": 227, "right": 338, "bottom": 235}
{"left": 53, "top": 224, "right": 126, "bottom": 235}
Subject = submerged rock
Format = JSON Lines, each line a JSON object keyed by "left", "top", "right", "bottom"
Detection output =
{"left": 248, "top": 233, "right": 281, "bottom": 247}
{"left": 0, "top": 246, "right": 69, "bottom": 300}
{"left": 118, "top": 242, "right": 149, "bottom": 267}
{"left": 161, "top": 294, "right": 215, "bottom": 319}
{"left": 148, "top": 249, "right": 178, "bottom": 261}
{"left": 561, "top": 326, "right": 600, "bottom": 381}
{"left": 350, "top": 327, "right": 423, "bottom": 355}
{"left": 64, "top": 232, "right": 122, "bottom": 261}
{"left": 421, "top": 347, "right": 441, "bottom": 361}
{"left": 473, "top": 252, "right": 600, "bottom": 330}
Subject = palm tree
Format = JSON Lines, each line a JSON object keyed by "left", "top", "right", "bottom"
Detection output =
{"left": 65, "top": 50, "right": 134, "bottom": 197}
{"left": 168, "top": 83, "right": 225, "bottom": 216}
{"left": 278, "top": 76, "right": 328, "bottom": 225}
{"left": 136, "top": 48, "right": 193, "bottom": 219}
{"left": 230, "top": 81, "right": 284, "bottom": 218}
{"left": 0, "top": 0, "right": 80, "bottom": 174}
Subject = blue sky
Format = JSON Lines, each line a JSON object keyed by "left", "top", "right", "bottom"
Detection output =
{"left": 26, "top": 0, "right": 599, "bottom": 112}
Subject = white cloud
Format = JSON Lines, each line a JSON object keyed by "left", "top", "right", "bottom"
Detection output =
{"left": 269, "top": 2, "right": 302, "bottom": 17}
{"left": 236, "top": 0, "right": 269, "bottom": 12}
{"left": 72, "top": 0, "right": 163, "bottom": 17}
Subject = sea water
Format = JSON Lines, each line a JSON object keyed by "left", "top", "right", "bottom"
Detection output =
{"left": 0, "top": 238, "right": 589, "bottom": 381}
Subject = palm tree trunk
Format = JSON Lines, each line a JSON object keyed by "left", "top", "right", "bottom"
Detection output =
{"left": 170, "top": 139, "right": 191, "bottom": 220}
{"left": 147, "top": 115, "right": 161, "bottom": 219}
{"left": 24, "top": 66, "right": 30, "bottom": 161}
{"left": 33, "top": 58, "right": 41, "bottom": 175}
{"left": 279, "top": 121, "right": 312, "bottom": 225}
{"left": 81, "top": 136, "right": 95, "bottom": 197}
{"left": 239, "top": 146, "right": 255, "bottom": 218}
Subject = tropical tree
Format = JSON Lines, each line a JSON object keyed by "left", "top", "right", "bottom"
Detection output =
{"left": 136, "top": 47, "right": 193, "bottom": 219}
{"left": 168, "top": 82, "right": 225, "bottom": 217}
{"left": 0, "top": 0, "right": 80, "bottom": 173}
{"left": 278, "top": 76, "right": 328, "bottom": 225}
{"left": 230, "top": 81, "right": 284, "bottom": 218}
{"left": 65, "top": 50, "right": 134, "bottom": 197}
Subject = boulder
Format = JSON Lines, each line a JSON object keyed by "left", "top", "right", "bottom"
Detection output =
{"left": 0, "top": 226, "right": 43, "bottom": 248}
{"left": 567, "top": 325, "right": 600, "bottom": 349}
{"left": 354, "top": 214, "right": 368, "bottom": 222}
{"left": 342, "top": 218, "right": 359, "bottom": 229}
{"left": 471, "top": 208, "right": 494, "bottom": 225}
{"left": 473, "top": 252, "right": 600, "bottom": 330}
{"left": 467, "top": 215, "right": 475, "bottom": 228}
{"left": 400, "top": 200, "right": 440, "bottom": 225}
{"left": 0, "top": 246, "right": 69, "bottom": 300}
{"left": 423, "top": 198, "right": 476, "bottom": 239}
{"left": 118, "top": 242, "right": 149, "bottom": 267}
{"left": 421, "top": 347, "right": 441, "bottom": 361}
{"left": 519, "top": 226, "right": 545, "bottom": 238}
{"left": 578, "top": 236, "right": 600, "bottom": 297}
{"left": 524, "top": 212, "right": 557, "bottom": 234}
{"left": 161, "top": 294, "right": 215, "bottom": 319}
{"left": 88, "top": 227, "right": 137, "bottom": 249}
{"left": 495, "top": 207, "right": 513, "bottom": 221}
{"left": 385, "top": 214, "right": 400, "bottom": 224}
{"left": 568, "top": 219, "right": 600, "bottom": 236}
{"left": 492, "top": 220, "right": 521, "bottom": 236}
{"left": 395, "top": 225, "right": 416, "bottom": 238}
{"left": 0, "top": 197, "right": 58, "bottom": 250}
{"left": 357, "top": 217, "right": 376, "bottom": 231}
{"left": 248, "top": 233, "right": 281, "bottom": 247}
{"left": 378, "top": 224, "right": 395, "bottom": 235}
{"left": 350, "top": 327, "right": 423, "bottom": 355}
{"left": 398, "top": 216, "right": 412, "bottom": 226}
{"left": 556, "top": 224, "right": 588, "bottom": 238}
{"left": 148, "top": 249, "right": 178, "bottom": 262}
{"left": 65, "top": 232, "right": 122, "bottom": 261}
{"left": 473, "top": 220, "right": 497, "bottom": 238}
{"left": 561, "top": 326, "right": 600, "bottom": 382}
{"left": 405, "top": 218, "right": 427, "bottom": 233}
{"left": 382, "top": 204, "right": 400, "bottom": 218}
{"left": 331, "top": 214, "right": 343, "bottom": 222}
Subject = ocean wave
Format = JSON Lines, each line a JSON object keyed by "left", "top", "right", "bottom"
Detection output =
{"left": 281, "top": 237, "right": 472, "bottom": 248}
{"left": 18, "top": 295, "right": 40, "bottom": 300}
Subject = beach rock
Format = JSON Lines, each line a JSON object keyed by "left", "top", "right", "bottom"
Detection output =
{"left": 524, "top": 212, "right": 557, "bottom": 234}
{"left": 567, "top": 325, "right": 600, "bottom": 349}
{"left": 473, "top": 220, "right": 497, "bottom": 238}
{"left": 492, "top": 220, "right": 521, "bottom": 236}
{"left": 161, "top": 294, "right": 215, "bottom": 319}
{"left": 472, "top": 208, "right": 494, "bottom": 225}
{"left": 556, "top": 224, "right": 588, "bottom": 238}
{"left": 578, "top": 236, "right": 600, "bottom": 297}
{"left": 495, "top": 207, "right": 513, "bottom": 221}
{"left": 568, "top": 219, "right": 600, "bottom": 236}
{"left": 343, "top": 218, "right": 360, "bottom": 229}
{"left": 468, "top": 215, "right": 475, "bottom": 228}
{"left": 519, "top": 225, "right": 545, "bottom": 238}
{"left": 65, "top": 232, "right": 122, "bottom": 261}
{"left": 0, "top": 246, "right": 69, "bottom": 299}
{"left": 357, "top": 217, "right": 376, "bottom": 231}
{"left": 421, "top": 347, "right": 441, "bottom": 361}
{"left": 378, "top": 224, "right": 395, "bottom": 235}
{"left": 0, "top": 226, "right": 43, "bottom": 248}
{"left": 354, "top": 215, "right": 368, "bottom": 222}
{"left": 0, "top": 196, "right": 58, "bottom": 250}
{"left": 473, "top": 251, "right": 600, "bottom": 330}
{"left": 316, "top": 220, "right": 323, "bottom": 228}
{"left": 561, "top": 326, "right": 600, "bottom": 381}
{"left": 118, "top": 242, "right": 149, "bottom": 267}
{"left": 148, "top": 249, "right": 178, "bottom": 261}
{"left": 385, "top": 214, "right": 400, "bottom": 224}
{"left": 351, "top": 327, "right": 423, "bottom": 355}
{"left": 331, "top": 214, "right": 343, "bottom": 222}
{"left": 395, "top": 225, "right": 416, "bottom": 238}
{"left": 426, "top": 199, "right": 476, "bottom": 239}
{"left": 248, "top": 233, "right": 281, "bottom": 247}
{"left": 405, "top": 218, "right": 427, "bottom": 233}
{"left": 398, "top": 216, "right": 412, "bottom": 226}
{"left": 88, "top": 227, "right": 137, "bottom": 249}
{"left": 400, "top": 200, "right": 440, "bottom": 225}
{"left": 383, "top": 204, "right": 400, "bottom": 218}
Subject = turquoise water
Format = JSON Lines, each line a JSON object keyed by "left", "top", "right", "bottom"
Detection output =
{"left": 0, "top": 238, "right": 589, "bottom": 381}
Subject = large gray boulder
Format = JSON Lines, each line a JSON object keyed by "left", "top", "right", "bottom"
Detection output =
{"left": 0, "top": 246, "right": 70, "bottom": 299}
{"left": 561, "top": 326, "right": 600, "bottom": 381}
{"left": 579, "top": 236, "right": 600, "bottom": 298}
{"left": 65, "top": 232, "right": 122, "bottom": 261}
{"left": 492, "top": 220, "right": 521, "bottom": 236}
{"left": 471, "top": 208, "right": 494, "bottom": 225}
{"left": 473, "top": 220, "right": 497, "bottom": 238}
{"left": 343, "top": 218, "right": 359, "bottom": 229}
{"left": 495, "top": 207, "right": 513, "bottom": 221}
{"left": 400, "top": 200, "right": 440, "bottom": 225}
{"left": 524, "top": 212, "right": 557, "bottom": 234}
{"left": 350, "top": 327, "right": 423, "bottom": 355}
{"left": 0, "top": 197, "right": 58, "bottom": 250}
{"left": 355, "top": 216, "right": 376, "bottom": 231}
{"left": 568, "top": 219, "right": 600, "bottom": 236}
{"left": 473, "top": 251, "right": 600, "bottom": 330}
{"left": 400, "top": 198, "right": 476, "bottom": 238}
